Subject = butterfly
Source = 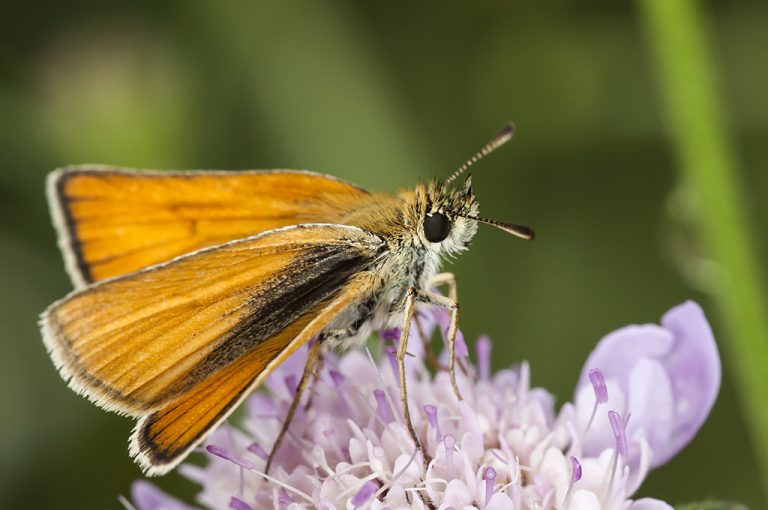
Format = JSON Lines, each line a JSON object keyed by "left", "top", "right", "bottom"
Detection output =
{"left": 40, "top": 123, "right": 533, "bottom": 475}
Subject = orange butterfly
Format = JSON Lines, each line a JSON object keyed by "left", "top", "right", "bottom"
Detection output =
{"left": 40, "top": 123, "right": 533, "bottom": 475}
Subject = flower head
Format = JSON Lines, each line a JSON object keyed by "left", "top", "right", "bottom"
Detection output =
{"left": 130, "top": 303, "right": 719, "bottom": 510}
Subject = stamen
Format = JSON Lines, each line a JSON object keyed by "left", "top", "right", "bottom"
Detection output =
{"left": 444, "top": 434, "right": 456, "bottom": 477}
{"left": 608, "top": 411, "right": 628, "bottom": 457}
{"left": 246, "top": 442, "right": 268, "bottom": 460}
{"left": 589, "top": 368, "right": 608, "bottom": 404}
{"left": 384, "top": 346, "right": 399, "bottom": 384}
{"left": 455, "top": 331, "right": 469, "bottom": 359}
{"left": 604, "top": 411, "right": 630, "bottom": 503}
{"left": 583, "top": 368, "right": 608, "bottom": 437}
{"left": 323, "top": 428, "right": 345, "bottom": 460}
{"left": 229, "top": 497, "right": 253, "bottom": 510}
{"left": 570, "top": 455, "right": 583, "bottom": 482}
{"left": 380, "top": 328, "right": 401, "bottom": 341}
{"left": 351, "top": 480, "right": 378, "bottom": 508}
{"left": 563, "top": 456, "right": 582, "bottom": 508}
{"left": 284, "top": 374, "right": 297, "bottom": 397}
{"left": 212, "top": 458, "right": 314, "bottom": 503}
{"left": 483, "top": 466, "right": 497, "bottom": 506}
{"left": 423, "top": 404, "right": 441, "bottom": 445}
{"left": 327, "top": 369, "right": 353, "bottom": 417}
{"left": 491, "top": 449, "right": 508, "bottom": 464}
{"left": 206, "top": 445, "right": 256, "bottom": 470}
{"left": 328, "top": 369, "right": 345, "bottom": 388}
{"left": 476, "top": 335, "right": 491, "bottom": 381}
{"left": 436, "top": 311, "right": 468, "bottom": 358}
{"left": 374, "top": 389, "right": 394, "bottom": 423}
{"left": 278, "top": 489, "right": 292, "bottom": 507}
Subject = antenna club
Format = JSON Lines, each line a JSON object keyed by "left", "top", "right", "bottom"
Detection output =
{"left": 518, "top": 225, "right": 535, "bottom": 241}
{"left": 494, "top": 122, "right": 516, "bottom": 145}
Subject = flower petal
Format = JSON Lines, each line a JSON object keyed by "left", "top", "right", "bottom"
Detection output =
{"left": 575, "top": 301, "right": 720, "bottom": 467}
{"left": 569, "top": 490, "right": 602, "bottom": 510}
{"left": 131, "top": 480, "right": 195, "bottom": 510}
{"left": 658, "top": 301, "right": 721, "bottom": 465}
{"left": 629, "top": 498, "right": 674, "bottom": 510}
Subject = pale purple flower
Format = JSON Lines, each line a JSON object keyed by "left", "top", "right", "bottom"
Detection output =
{"left": 127, "top": 480, "right": 195, "bottom": 510}
{"left": 128, "top": 302, "right": 719, "bottom": 509}
{"left": 573, "top": 301, "right": 720, "bottom": 468}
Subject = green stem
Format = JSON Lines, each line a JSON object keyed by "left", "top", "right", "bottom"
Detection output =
{"left": 639, "top": 0, "right": 768, "bottom": 501}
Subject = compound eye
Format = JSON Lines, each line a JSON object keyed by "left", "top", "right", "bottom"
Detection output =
{"left": 423, "top": 212, "right": 452, "bottom": 243}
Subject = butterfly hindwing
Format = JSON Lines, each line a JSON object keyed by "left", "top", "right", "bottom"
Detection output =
{"left": 130, "top": 272, "right": 372, "bottom": 475}
{"left": 41, "top": 224, "right": 384, "bottom": 422}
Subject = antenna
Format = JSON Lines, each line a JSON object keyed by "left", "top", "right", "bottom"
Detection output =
{"left": 458, "top": 214, "right": 535, "bottom": 240}
{"left": 445, "top": 122, "right": 516, "bottom": 185}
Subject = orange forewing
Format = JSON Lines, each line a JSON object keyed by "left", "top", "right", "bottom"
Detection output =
{"left": 48, "top": 167, "right": 370, "bottom": 285}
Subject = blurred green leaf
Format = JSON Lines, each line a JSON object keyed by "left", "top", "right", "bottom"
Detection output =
{"left": 639, "top": 0, "right": 768, "bottom": 503}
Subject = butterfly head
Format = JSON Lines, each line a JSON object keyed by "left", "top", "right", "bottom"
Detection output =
{"left": 413, "top": 176, "right": 480, "bottom": 257}
{"left": 411, "top": 123, "right": 534, "bottom": 257}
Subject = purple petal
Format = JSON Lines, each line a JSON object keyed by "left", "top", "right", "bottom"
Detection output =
{"left": 575, "top": 301, "right": 720, "bottom": 467}
{"left": 380, "top": 327, "right": 401, "bottom": 341}
{"left": 228, "top": 497, "right": 253, "bottom": 510}
{"left": 476, "top": 335, "right": 492, "bottom": 381}
{"left": 374, "top": 389, "right": 394, "bottom": 423}
{"left": 629, "top": 498, "right": 674, "bottom": 510}
{"left": 658, "top": 301, "right": 721, "bottom": 464}
{"left": 351, "top": 480, "right": 378, "bottom": 507}
{"left": 131, "top": 480, "right": 194, "bottom": 510}
{"left": 433, "top": 308, "right": 468, "bottom": 358}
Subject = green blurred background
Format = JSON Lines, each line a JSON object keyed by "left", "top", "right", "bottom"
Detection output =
{"left": 1, "top": 1, "right": 766, "bottom": 508}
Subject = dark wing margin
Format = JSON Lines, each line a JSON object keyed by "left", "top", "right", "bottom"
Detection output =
{"left": 159, "top": 242, "right": 373, "bottom": 401}
{"left": 45, "top": 166, "right": 371, "bottom": 287}
{"left": 127, "top": 239, "right": 380, "bottom": 475}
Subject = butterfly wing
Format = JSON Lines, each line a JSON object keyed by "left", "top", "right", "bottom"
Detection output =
{"left": 132, "top": 274, "right": 370, "bottom": 475}
{"left": 48, "top": 166, "right": 370, "bottom": 286}
{"left": 41, "top": 224, "right": 385, "bottom": 474}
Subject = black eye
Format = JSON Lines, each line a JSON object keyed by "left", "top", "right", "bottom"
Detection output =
{"left": 423, "top": 212, "right": 452, "bottom": 243}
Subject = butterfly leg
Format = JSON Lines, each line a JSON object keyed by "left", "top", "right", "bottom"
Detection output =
{"left": 303, "top": 348, "right": 326, "bottom": 412}
{"left": 430, "top": 272, "right": 457, "bottom": 301}
{"left": 416, "top": 286, "right": 464, "bottom": 400}
{"left": 396, "top": 287, "right": 425, "bottom": 456}
{"left": 265, "top": 326, "right": 358, "bottom": 474}
{"left": 428, "top": 272, "right": 464, "bottom": 401}
{"left": 265, "top": 338, "right": 323, "bottom": 475}
{"left": 396, "top": 286, "right": 462, "bottom": 459}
